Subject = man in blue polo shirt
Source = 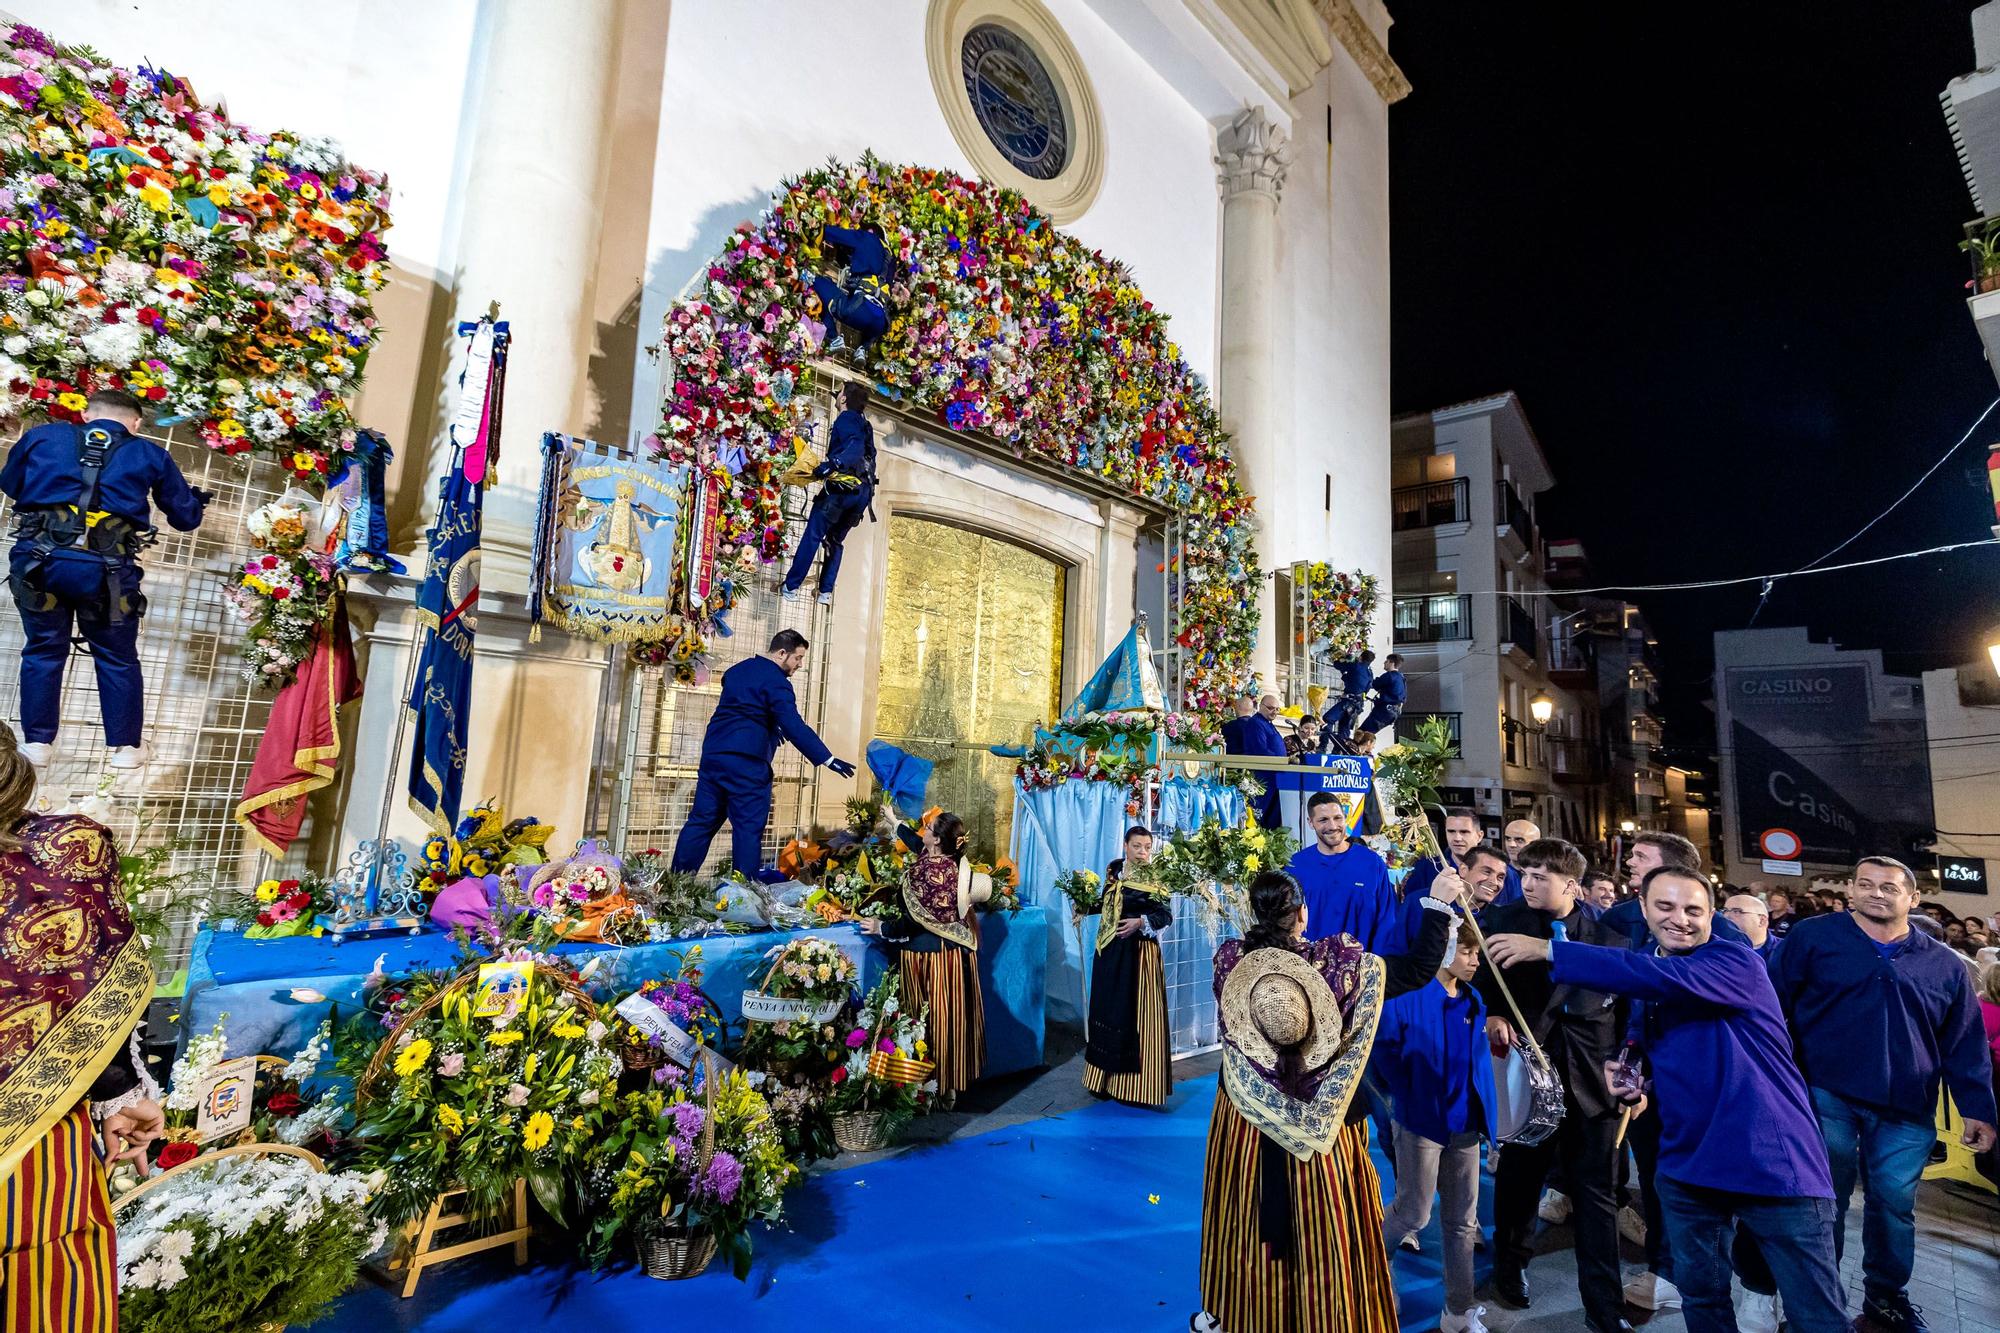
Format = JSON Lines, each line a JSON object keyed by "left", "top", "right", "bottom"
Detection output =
{"left": 1287, "top": 790, "right": 1402, "bottom": 953}
{"left": 1405, "top": 808, "right": 1524, "bottom": 910}
{"left": 1768, "top": 856, "right": 1997, "bottom": 1333}
{"left": 1487, "top": 866, "right": 1848, "bottom": 1333}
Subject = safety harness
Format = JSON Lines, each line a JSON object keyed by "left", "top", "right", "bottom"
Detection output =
{"left": 8, "top": 423, "right": 154, "bottom": 623}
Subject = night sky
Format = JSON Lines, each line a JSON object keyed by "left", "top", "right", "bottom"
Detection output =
{"left": 1388, "top": 5, "right": 1999, "bottom": 760}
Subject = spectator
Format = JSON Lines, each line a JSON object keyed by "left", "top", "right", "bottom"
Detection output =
{"left": 1765, "top": 887, "right": 1798, "bottom": 938}
{"left": 1404, "top": 808, "right": 1524, "bottom": 911}
{"left": 1722, "top": 894, "right": 1775, "bottom": 959}
{"left": 1583, "top": 870, "right": 1619, "bottom": 914}
{"left": 1399, "top": 842, "right": 1511, "bottom": 948}
{"left": 1285, "top": 713, "right": 1323, "bottom": 758}
{"left": 1475, "top": 839, "right": 1631, "bottom": 1333}
{"left": 1981, "top": 964, "right": 2000, "bottom": 1189}
{"left": 1486, "top": 868, "right": 1849, "bottom": 1333}
{"left": 1503, "top": 819, "right": 1541, "bottom": 865}
{"left": 1378, "top": 923, "right": 1499, "bottom": 1333}
{"left": 1286, "top": 791, "right": 1400, "bottom": 954}
{"left": 1768, "top": 857, "right": 1999, "bottom": 1333}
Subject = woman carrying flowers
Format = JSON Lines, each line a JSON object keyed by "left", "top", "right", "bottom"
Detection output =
{"left": 0, "top": 722, "right": 163, "bottom": 1331}
{"left": 1083, "top": 825, "right": 1173, "bottom": 1109}
{"left": 861, "top": 813, "right": 984, "bottom": 1099}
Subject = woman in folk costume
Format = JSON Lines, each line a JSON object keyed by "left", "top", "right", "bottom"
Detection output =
{"left": 1083, "top": 825, "right": 1172, "bottom": 1108}
{"left": 865, "top": 812, "right": 986, "bottom": 1101}
{"left": 0, "top": 723, "right": 164, "bottom": 1331}
{"left": 1196, "top": 867, "right": 1463, "bottom": 1333}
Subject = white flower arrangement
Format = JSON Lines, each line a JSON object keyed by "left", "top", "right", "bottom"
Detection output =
{"left": 115, "top": 1153, "right": 381, "bottom": 1333}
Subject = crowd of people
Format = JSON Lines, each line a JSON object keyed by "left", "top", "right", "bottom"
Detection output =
{"left": 1196, "top": 810, "right": 2000, "bottom": 1333}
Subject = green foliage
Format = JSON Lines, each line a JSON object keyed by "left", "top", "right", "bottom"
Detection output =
{"left": 1373, "top": 714, "right": 1460, "bottom": 814}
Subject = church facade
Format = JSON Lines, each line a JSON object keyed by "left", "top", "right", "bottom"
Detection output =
{"left": 23, "top": 0, "right": 1405, "bottom": 870}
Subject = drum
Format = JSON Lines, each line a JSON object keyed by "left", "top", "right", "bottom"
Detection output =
{"left": 1491, "top": 1045, "right": 1566, "bottom": 1146}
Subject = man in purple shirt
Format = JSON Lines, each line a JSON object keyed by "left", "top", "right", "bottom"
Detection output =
{"left": 1488, "top": 867, "right": 1847, "bottom": 1333}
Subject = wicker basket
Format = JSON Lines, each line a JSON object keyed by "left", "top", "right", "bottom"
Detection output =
{"left": 639, "top": 1229, "right": 717, "bottom": 1280}
{"left": 831, "top": 1109, "right": 897, "bottom": 1153}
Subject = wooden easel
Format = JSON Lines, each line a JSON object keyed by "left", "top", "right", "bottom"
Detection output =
{"left": 385, "top": 1177, "right": 530, "bottom": 1299}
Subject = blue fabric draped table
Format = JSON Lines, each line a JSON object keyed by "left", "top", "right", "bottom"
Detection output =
{"left": 182, "top": 908, "right": 1048, "bottom": 1079}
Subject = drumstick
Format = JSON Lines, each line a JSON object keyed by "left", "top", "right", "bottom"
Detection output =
{"left": 1613, "top": 1104, "right": 1634, "bottom": 1150}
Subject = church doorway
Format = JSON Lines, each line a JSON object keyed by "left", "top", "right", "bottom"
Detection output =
{"left": 874, "top": 516, "right": 1066, "bottom": 861}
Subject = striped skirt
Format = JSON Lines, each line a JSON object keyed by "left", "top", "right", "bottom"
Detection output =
{"left": 1200, "top": 1095, "right": 1398, "bottom": 1333}
{"left": 1, "top": 1103, "right": 117, "bottom": 1333}
{"left": 901, "top": 943, "right": 985, "bottom": 1094}
{"left": 1082, "top": 938, "right": 1171, "bottom": 1108}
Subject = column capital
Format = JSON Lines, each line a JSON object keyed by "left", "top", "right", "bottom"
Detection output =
{"left": 1215, "top": 105, "right": 1292, "bottom": 203}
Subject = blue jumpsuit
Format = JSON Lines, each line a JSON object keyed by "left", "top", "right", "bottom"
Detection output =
{"left": 1327, "top": 657, "right": 1374, "bottom": 739}
{"left": 1361, "top": 668, "right": 1406, "bottom": 736}
{"left": 671, "top": 656, "right": 835, "bottom": 877}
{"left": 812, "top": 224, "right": 890, "bottom": 348}
{"left": 783, "top": 408, "right": 874, "bottom": 597}
{"left": 1, "top": 419, "right": 206, "bottom": 746}
{"left": 1221, "top": 713, "right": 1288, "bottom": 829}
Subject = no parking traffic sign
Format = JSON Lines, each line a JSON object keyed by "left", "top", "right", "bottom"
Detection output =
{"left": 1759, "top": 827, "right": 1803, "bottom": 875}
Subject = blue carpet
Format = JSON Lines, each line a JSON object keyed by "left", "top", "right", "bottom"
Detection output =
{"left": 320, "top": 1074, "right": 1492, "bottom": 1331}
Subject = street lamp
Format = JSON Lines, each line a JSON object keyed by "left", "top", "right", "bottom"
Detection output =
{"left": 1529, "top": 691, "right": 1555, "bottom": 727}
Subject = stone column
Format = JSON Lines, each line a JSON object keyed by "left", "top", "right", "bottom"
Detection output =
{"left": 436, "top": 0, "right": 624, "bottom": 591}
{"left": 1214, "top": 105, "right": 1291, "bottom": 695}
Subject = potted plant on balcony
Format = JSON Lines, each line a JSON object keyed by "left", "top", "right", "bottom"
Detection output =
{"left": 1962, "top": 219, "right": 2000, "bottom": 293}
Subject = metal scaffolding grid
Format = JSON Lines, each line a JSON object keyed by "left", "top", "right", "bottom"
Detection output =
{"left": 0, "top": 424, "right": 298, "bottom": 976}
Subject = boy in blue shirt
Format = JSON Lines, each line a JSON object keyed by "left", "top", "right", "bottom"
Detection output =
{"left": 1379, "top": 921, "right": 1499, "bottom": 1333}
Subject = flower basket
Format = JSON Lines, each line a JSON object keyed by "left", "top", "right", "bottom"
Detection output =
{"left": 831, "top": 1109, "right": 897, "bottom": 1153}
{"left": 866, "top": 1050, "right": 936, "bottom": 1087}
{"left": 620, "top": 1034, "right": 667, "bottom": 1072}
{"left": 639, "top": 1228, "right": 718, "bottom": 1280}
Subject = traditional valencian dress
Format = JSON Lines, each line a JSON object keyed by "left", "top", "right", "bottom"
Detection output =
{"left": 1201, "top": 904, "right": 1452, "bottom": 1333}
{"left": 1081, "top": 863, "right": 1172, "bottom": 1107}
{"left": 879, "top": 851, "right": 986, "bottom": 1095}
{"left": 0, "top": 815, "right": 156, "bottom": 1333}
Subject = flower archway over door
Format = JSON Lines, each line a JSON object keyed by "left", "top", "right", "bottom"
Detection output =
{"left": 653, "top": 153, "right": 1260, "bottom": 723}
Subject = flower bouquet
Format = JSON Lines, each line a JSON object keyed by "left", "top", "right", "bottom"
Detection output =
{"left": 115, "top": 1149, "right": 384, "bottom": 1333}
{"left": 1125, "top": 818, "right": 1302, "bottom": 934}
{"left": 824, "top": 973, "right": 934, "bottom": 1152}
{"left": 1374, "top": 713, "right": 1460, "bottom": 815}
{"left": 742, "top": 936, "right": 855, "bottom": 1026}
{"left": 579, "top": 1065, "right": 798, "bottom": 1280}
{"left": 526, "top": 843, "right": 645, "bottom": 944}
{"left": 416, "top": 802, "right": 553, "bottom": 894}
{"left": 346, "top": 952, "right": 622, "bottom": 1226}
{"left": 972, "top": 857, "right": 1021, "bottom": 913}
{"left": 608, "top": 948, "right": 723, "bottom": 1085}
{"left": 240, "top": 871, "right": 338, "bottom": 938}
{"left": 1054, "top": 867, "right": 1104, "bottom": 925}
{"left": 1301, "top": 564, "right": 1381, "bottom": 661}
{"left": 224, "top": 496, "right": 340, "bottom": 689}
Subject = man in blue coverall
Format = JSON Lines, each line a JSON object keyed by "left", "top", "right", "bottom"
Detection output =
{"left": 1221, "top": 693, "right": 1288, "bottom": 828}
{"left": 1327, "top": 649, "right": 1375, "bottom": 740}
{"left": 784, "top": 382, "right": 874, "bottom": 605}
{"left": 811, "top": 222, "right": 891, "bottom": 352}
{"left": 1, "top": 388, "right": 208, "bottom": 768}
{"left": 1359, "top": 651, "right": 1406, "bottom": 738}
{"left": 671, "top": 629, "right": 856, "bottom": 878}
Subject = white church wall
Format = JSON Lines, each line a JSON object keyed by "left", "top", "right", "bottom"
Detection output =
{"left": 632, "top": 0, "right": 1222, "bottom": 440}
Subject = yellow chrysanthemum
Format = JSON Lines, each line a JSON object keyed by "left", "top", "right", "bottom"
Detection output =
{"left": 55, "top": 392, "right": 87, "bottom": 413}
{"left": 393, "top": 1038, "right": 432, "bottom": 1077}
{"left": 487, "top": 1029, "right": 524, "bottom": 1045}
{"left": 550, "top": 1020, "right": 586, "bottom": 1040}
{"left": 436, "top": 1104, "right": 464, "bottom": 1136}
{"left": 522, "top": 1111, "right": 554, "bottom": 1152}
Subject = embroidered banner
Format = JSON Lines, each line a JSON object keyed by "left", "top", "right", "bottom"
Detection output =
{"left": 531, "top": 433, "right": 688, "bottom": 642}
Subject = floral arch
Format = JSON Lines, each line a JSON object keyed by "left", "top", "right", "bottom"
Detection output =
{"left": 652, "top": 153, "right": 1258, "bottom": 721}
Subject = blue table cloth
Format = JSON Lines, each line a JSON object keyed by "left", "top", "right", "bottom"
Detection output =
{"left": 183, "top": 907, "right": 1048, "bottom": 1081}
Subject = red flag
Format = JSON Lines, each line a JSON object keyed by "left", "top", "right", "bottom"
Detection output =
{"left": 235, "top": 594, "right": 362, "bottom": 858}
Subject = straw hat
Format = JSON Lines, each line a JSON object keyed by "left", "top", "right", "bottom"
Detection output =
{"left": 957, "top": 858, "right": 993, "bottom": 917}
{"left": 1219, "top": 947, "right": 1344, "bottom": 1072}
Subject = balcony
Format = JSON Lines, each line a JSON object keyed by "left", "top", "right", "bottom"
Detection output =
{"left": 1393, "top": 594, "right": 1474, "bottom": 645}
{"left": 1547, "top": 635, "right": 1595, "bottom": 690}
{"left": 1399, "top": 711, "right": 1462, "bottom": 748}
{"left": 1550, "top": 736, "right": 1605, "bottom": 784}
{"left": 1496, "top": 481, "right": 1537, "bottom": 560}
{"left": 1504, "top": 596, "right": 1538, "bottom": 661}
{"left": 1392, "top": 478, "right": 1471, "bottom": 531}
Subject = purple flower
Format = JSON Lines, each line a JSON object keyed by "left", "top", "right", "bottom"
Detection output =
{"left": 877, "top": 1037, "right": 896, "bottom": 1054}
{"left": 695, "top": 1150, "right": 743, "bottom": 1205}
{"left": 845, "top": 1027, "right": 868, "bottom": 1049}
{"left": 666, "top": 1100, "right": 705, "bottom": 1149}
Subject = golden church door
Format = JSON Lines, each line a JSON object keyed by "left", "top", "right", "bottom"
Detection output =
{"left": 874, "top": 516, "right": 1065, "bottom": 861}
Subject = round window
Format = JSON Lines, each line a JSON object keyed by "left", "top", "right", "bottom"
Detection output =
{"left": 959, "top": 23, "right": 1070, "bottom": 181}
